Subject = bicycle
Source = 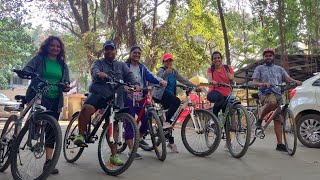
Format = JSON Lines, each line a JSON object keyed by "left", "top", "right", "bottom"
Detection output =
{"left": 154, "top": 84, "right": 222, "bottom": 157}
{"left": 200, "top": 82, "right": 251, "bottom": 158}
{"left": 117, "top": 85, "right": 166, "bottom": 161}
{"left": 0, "top": 69, "right": 64, "bottom": 180}
{"left": 63, "top": 76, "right": 139, "bottom": 176}
{"left": 247, "top": 82, "right": 297, "bottom": 156}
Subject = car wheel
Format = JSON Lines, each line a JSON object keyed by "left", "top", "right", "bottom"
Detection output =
{"left": 297, "top": 114, "right": 320, "bottom": 148}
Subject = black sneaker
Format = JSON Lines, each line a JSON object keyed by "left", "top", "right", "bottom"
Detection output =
{"left": 139, "top": 139, "right": 149, "bottom": 146}
{"left": 43, "top": 160, "right": 59, "bottom": 174}
{"left": 276, "top": 144, "right": 287, "bottom": 152}
{"left": 127, "top": 152, "right": 143, "bottom": 160}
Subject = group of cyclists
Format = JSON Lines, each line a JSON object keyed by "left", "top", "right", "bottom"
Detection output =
{"left": 3, "top": 35, "right": 302, "bottom": 177}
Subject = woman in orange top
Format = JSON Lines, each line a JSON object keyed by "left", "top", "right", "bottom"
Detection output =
{"left": 206, "top": 51, "right": 234, "bottom": 117}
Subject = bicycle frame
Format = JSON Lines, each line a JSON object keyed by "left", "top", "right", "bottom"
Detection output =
{"left": 83, "top": 78, "right": 135, "bottom": 146}
{"left": 251, "top": 83, "right": 297, "bottom": 138}
{"left": 155, "top": 85, "right": 205, "bottom": 133}
{"left": 1, "top": 85, "right": 55, "bottom": 149}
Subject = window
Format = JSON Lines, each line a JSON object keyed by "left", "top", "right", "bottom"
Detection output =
{"left": 312, "top": 79, "right": 320, "bottom": 86}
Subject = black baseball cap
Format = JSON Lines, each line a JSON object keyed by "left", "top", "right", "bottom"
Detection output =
{"left": 103, "top": 40, "right": 116, "bottom": 49}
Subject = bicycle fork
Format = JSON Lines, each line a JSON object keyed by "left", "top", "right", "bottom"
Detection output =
{"left": 190, "top": 107, "right": 204, "bottom": 133}
{"left": 108, "top": 107, "right": 124, "bottom": 146}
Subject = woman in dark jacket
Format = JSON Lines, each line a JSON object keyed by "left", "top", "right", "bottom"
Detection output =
{"left": 22, "top": 35, "right": 70, "bottom": 174}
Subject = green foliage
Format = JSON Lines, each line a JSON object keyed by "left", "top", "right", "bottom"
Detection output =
{"left": 0, "top": 18, "right": 36, "bottom": 88}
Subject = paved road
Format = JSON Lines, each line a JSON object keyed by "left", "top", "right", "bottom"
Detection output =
{"left": 0, "top": 121, "right": 319, "bottom": 180}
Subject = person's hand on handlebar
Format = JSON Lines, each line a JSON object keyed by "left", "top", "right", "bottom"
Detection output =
{"left": 63, "top": 82, "right": 71, "bottom": 92}
{"left": 195, "top": 87, "right": 202, "bottom": 92}
{"left": 295, "top": 80, "right": 302, "bottom": 86}
{"left": 209, "top": 80, "right": 218, "bottom": 85}
{"left": 160, "top": 80, "right": 167, "bottom": 87}
{"left": 97, "top": 72, "right": 108, "bottom": 79}
{"left": 260, "top": 82, "right": 270, "bottom": 88}
{"left": 134, "top": 84, "right": 142, "bottom": 92}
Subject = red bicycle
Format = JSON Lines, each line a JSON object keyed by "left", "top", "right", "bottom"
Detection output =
{"left": 117, "top": 85, "right": 166, "bottom": 161}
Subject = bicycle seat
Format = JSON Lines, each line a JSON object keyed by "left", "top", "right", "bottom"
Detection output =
{"left": 251, "top": 93, "right": 259, "bottom": 100}
{"left": 15, "top": 95, "right": 27, "bottom": 105}
{"left": 15, "top": 95, "right": 26, "bottom": 101}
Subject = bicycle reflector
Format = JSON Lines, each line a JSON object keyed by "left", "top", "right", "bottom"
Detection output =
{"left": 289, "top": 89, "right": 296, "bottom": 99}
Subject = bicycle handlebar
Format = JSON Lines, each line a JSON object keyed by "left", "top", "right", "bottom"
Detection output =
{"left": 13, "top": 69, "right": 66, "bottom": 89}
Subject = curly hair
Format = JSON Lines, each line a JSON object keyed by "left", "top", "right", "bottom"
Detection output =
{"left": 37, "top": 35, "right": 66, "bottom": 61}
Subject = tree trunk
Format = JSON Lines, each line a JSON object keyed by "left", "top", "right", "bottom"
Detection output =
{"left": 128, "top": 0, "right": 136, "bottom": 46}
{"left": 315, "top": 0, "right": 319, "bottom": 48}
{"left": 277, "top": 0, "right": 288, "bottom": 71}
{"left": 144, "top": 0, "right": 159, "bottom": 71}
{"left": 217, "top": 0, "right": 231, "bottom": 65}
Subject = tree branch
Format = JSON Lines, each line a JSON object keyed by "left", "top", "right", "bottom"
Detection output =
{"left": 134, "top": 0, "right": 166, "bottom": 22}
{"left": 68, "top": 0, "right": 85, "bottom": 33}
{"left": 51, "top": 19, "right": 82, "bottom": 39}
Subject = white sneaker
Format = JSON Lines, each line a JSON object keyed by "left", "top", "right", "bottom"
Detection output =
{"left": 167, "top": 143, "right": 179, "bottom": 153}
{"left": 163, "top": 122, "right": 173, "bottom": 129}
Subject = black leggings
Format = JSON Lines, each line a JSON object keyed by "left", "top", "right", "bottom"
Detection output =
{"left": 207, "top": 90, "right": 227, "bottom": 117}
{"left": 153, "top": 91, "right": 181, "bottom": 123}
{"left": 41, "top": 97, "right": 60, "bottom": 149}
{"left": 153, "top": 91, "right": 180, "bottom": 144}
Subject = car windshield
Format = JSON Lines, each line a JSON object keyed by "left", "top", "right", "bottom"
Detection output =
{"left": 0, "top": 93, "right": 10, "bottom": 101}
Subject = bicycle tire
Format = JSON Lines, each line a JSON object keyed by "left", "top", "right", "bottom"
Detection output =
{"left": 225, "top": 104, "right": 251, "bottom": 158}
{"left": 11, "top": 114, "right": 62, "bottom": 180}
{"left": 98, "top": 113, "right": 138, "bottom": 176}
{"left": 0, "top": 114, "right": 18, "bottom": 172}
{"left": 148, "top": 110, "right": 166, "bottom": 161}
{"left": 248, "top": 110, "right": 257, "bottom": 146}
{"left": 181, "top": 109, "right": 221, "bottom": 157}
{"left": 63, "top": 112, "right": 84, "bottom": 163}
{"left": 282, "top": 108, "right": 297, "bottom": 156}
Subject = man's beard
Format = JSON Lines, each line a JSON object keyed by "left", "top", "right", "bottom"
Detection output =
{"left": 265, "top": 59, "right": 274, "bottom": 66}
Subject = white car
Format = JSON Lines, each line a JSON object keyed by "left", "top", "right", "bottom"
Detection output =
{"left": 289, "top": 74, "right": 320, "bottom": 148}
{"left": 0, "top": 93, "right": 20, "bottom": 118}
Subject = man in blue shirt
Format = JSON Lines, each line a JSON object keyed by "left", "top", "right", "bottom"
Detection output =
{"left": 252, "top": 48, "right": 302, "bottom": 151}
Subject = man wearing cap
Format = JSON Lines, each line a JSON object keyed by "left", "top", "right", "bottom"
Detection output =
{"left": 153, "top": 53, "right": 197, "bottom": 153}
{"left": 74, "top": 40, "right": 140, "bottom": 165}
{"left": 251, "top": 48, "right": 302, "bottom": 152}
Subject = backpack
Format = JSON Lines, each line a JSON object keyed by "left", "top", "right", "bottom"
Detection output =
{"left": 210, "top": 64, "right": 230, "bottom": 73}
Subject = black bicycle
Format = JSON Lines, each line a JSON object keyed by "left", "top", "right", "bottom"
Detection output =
{"left": 200, "top": 83, "right": 251, "bottom": 158}
{"left": 0, "top": 69, "right": 64, "bottom": 180}
{"left": 63, "top": 77, "right": 139, "bottom": 176}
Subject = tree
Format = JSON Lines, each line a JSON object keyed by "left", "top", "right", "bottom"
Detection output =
{"left": 0, "top": 19, "right": 36, "bottom": 88}
{"left": 216, "top": 0, "right": 231, "bottom": 65}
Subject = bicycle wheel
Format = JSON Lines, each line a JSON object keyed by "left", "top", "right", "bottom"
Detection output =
{"left": 11, "top": 114, "right": 62, "bottom": 180}
{"left": 148, "top": 110, "right": 166, "bottom": 161}
{"left": 225, "top": 104, "right": 251, "bottom": 158}
{"left": 63, "top": 112, "right": 84, "bottom": 163}
{"left": 247, "top": 110, "right": 257, "bottom": 146}
{"left": 181, "top": 109, "right": 221, "bottom": 157}
{"left": 282, "top": 108, "right": 297, "bottom": 156}
{"left": 0, "top": 114, "right": 18, "bottom": 172}
{"left": 98, "top": 113, "right": 138, "bottom": 176}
